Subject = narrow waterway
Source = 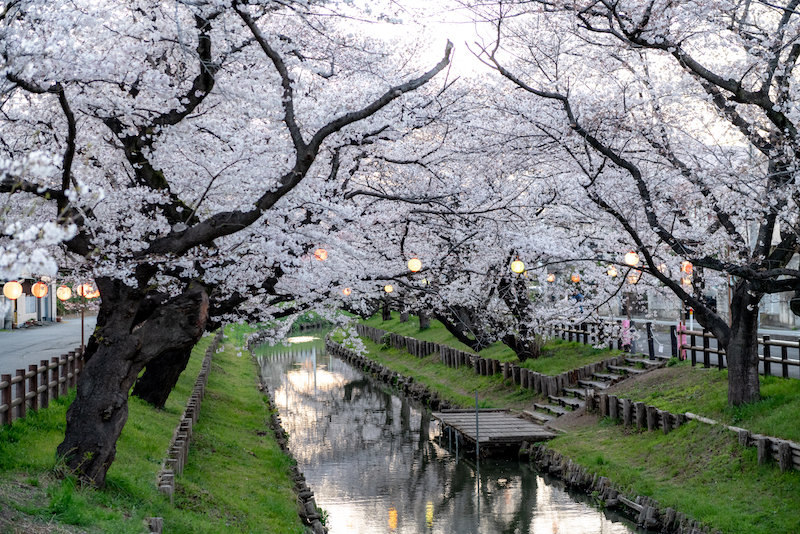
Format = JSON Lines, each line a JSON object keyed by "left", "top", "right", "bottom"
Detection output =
{"left": 255, "top": 332, "right": 648, "bottom": 534}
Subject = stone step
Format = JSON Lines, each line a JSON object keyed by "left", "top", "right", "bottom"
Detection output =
{"left": 607, "top": 365, "right": 647, "bottom": 375}
{"left": 592, "top": 373, "right": 619, "bottom": 382}
{"left": 523, "top": 409, "right": 556, "bottom": 424}
{"left": 548, "top": 395, "right": 585, "bottom": 410}
{"left": 533, "top": 402, "right": 571, "bottom": 416}
{"left": 578, "top": 379, "right": 610, "bottom": 390}
{"left": 625, "top": 357, "right": 664, "bottom": 367}
{"left": 562, "top": 387, "right": 587, "bottom": 399}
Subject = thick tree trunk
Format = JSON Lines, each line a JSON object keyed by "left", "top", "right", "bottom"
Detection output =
{"left": 57, "top": 279, "right": 208, "bottom": 486}
{"left": 381, "top": 298, "right": 391, "bottom": 321}
{"left": 502, "top": 334, "right": 541, "bottom": 362}
{"left": 132, "top": 346, "right": 194, "bottom": 408}
{"left": 418, "top": 310, "right": 430, "bottom": 330}
{"left": 724, "top": 283, "right": 762, "bottom": 406}
{"left": 434, "top": 311, "right": 493, "bottom": 352}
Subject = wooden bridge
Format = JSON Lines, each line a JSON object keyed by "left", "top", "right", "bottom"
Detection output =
{"left": 432, "top": 409, "right": 558, "bottom": 455}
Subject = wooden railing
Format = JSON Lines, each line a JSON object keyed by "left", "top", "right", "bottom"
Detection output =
{"left": 0, "top": 349, "right": 84, "bottom": 425}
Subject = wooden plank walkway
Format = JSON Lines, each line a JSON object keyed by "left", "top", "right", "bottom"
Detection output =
{"left": 432, "top": 409, "right": 558, "bottom": 447}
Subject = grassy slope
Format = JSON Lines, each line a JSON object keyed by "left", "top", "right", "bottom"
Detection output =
{"left": 361, "top": 312, "right": 622, "bottom": 375}
{"left": 357, "top": 315, "right": 800, "bottom": 534}
{"left": 0, "top": 330, "right": 303, "bottom": 534}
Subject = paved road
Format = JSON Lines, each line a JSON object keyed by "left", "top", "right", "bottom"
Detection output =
{"left": 0, "top": 316, "right": 97, "bottom": 377}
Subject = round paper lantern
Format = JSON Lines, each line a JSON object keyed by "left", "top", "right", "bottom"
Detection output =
{"left": 2, "top": 281, "right": 22, "bottom": 300}
{"left": 546, "top": 273, "right": 555, "bottom": 283}
{"left": 32, "top": 281, "right": 48, "bottom": 298}
{"left": 407, "top": 258, "right": 422, "bottom": 272}
{"left": 607, "top": 265, "right": 618, "bottom": 277}
{"left": 681, "top": 261, "right": 693, "bottom": 275}
{"left": 314, "top": 248, "right": 328, "bottom": 261}
{"left": 384, "top": 285, "right": 393, "bottom": 293}
{"left": 510, "top": 260, "right": 525, "bottom": 274}
{"left": 570, "top": 273, "right": 581, "bottom": 283}
{"left": 342, "top": 287, "right": 352, "bottom": 296}
{"left": 628, "top": 270, "right": 642, "bottom": 284}
{"left": 56, "top": 285, "right": 72, "bottom": 301}
{"left": 624, "top": 251, "right": 640, "bottom": 266}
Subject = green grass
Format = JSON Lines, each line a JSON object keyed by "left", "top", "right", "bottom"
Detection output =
{"left": 548, "top": 421, "right": 800, "bottom": 534}
{"left": 0, "top": 330, "right": 303, "bottom": 534}
{"left": 361, "top": 312, "right": 622, "bottom": 375}
{"left": 608, "top": 361, "right": 800, "bottom": 442}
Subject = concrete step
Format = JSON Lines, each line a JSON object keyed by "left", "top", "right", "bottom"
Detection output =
{"left": 533, "top": 402, "right": 571, "bottom": 416}
{"left": 625, "top": 357, "right": 664, "bottom": 367}
{"left": 562, "top": 387, "right": 587, "bottom": 399}
{"left": 548, "top": 395, "right": 585, "bottom": 410}
{"left": 607, "top": 365, "right": 647, "bottom": 375}
{"left": 523, "top": 409, "right": 556, "bottom": 424}
{"left": 578, "top": 379, "right": 610, "bottom": 390}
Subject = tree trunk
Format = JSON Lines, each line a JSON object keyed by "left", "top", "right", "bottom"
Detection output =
{"left": 502, "top": 334, "right": 541, "bottom": 362}
{"left": 381, "top": 298, "right": 391, "bottom": 321}
{"left": 132, "top": 346, "right": 194, "bottom": 408}
{"left": 57, "top": 279, "right": 208, "bottom": 486}
{"left": 724, "top": 282, "right": 762, "bottom": 406}
{"left": 418, "top": 310, "right": 430, "bottom": 330}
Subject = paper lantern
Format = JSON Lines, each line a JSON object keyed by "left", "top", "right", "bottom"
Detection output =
{"left": 384, "top": 285, "right": 393, "bottom": 293}
{"left": 32, "top": 281, "right": 48, "bottom": 298}
{"left": 624, "top": 251, "right": 640, "bottom": 266}
{"left": 510, "top": 260, "right": 525, "bottom": 274}
{"left": 570, "top": 273, "right": 581, "bottom": 283}
{"left": 681, "top": 261, "right": 693, "bottom": 275}
{"left": 342, "top": 287, "right": 352, "bottom": 296}
{"left": 2, "top": 281, "right": 22, "bottom": 300}
{"left": 408, "top": 258, "right": 422, "bottom": 272}
{"left": 546, "top": 273, "right": 555, "bottom": 283}
{"left": 607, "top": 265, "right": 618, "bottom": 277}
{"left": 628, "top": 270, "right": 642, "bottom": 284}
{"left": 314, "top": 248, "right": 328, "bottom": 261}
{"left": 56, "top": 285, "right": 72, "bottom": 301}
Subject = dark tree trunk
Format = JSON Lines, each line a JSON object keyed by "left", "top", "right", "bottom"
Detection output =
{"left": 434, "top": 311, "right": 493, "bottom": 352}
{"left": 132, "top": 346, "right": 194, "bottom": 408}
{"left": 381, "top": 298, "right": 391, "bottom": 321}
{"left": 57, "top": 279, "right": 208, "bottom": 486}
{"left": 502, "top": 334, "right": 541, "bottom": 362}
{"left": 418, "top": 310, "right": 430, "bottom": 330}
{"left": 723, "top": 282, "right": 762, "bottom": 406}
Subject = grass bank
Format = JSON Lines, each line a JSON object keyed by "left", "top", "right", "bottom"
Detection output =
{"left": 0, "top": 329, "right": 303, "bottom": 534}
{"left": 361, "top": 312, "right": 622, "bottom": 375}
{"left": 353, "top": 315, "right": 800, "bottom": 534}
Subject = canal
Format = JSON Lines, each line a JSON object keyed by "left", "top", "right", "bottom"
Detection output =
{"left": 255, "top": 332, "right": 650, "bottom": 534}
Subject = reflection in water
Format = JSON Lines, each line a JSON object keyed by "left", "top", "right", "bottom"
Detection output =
{"left": 256, "top": 333, "right": 645, "bottom": 534}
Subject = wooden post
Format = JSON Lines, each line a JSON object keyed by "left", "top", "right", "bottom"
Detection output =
{"left": 39, "top": 360, "right": 49, "bottom": 409}
{"left": 27, "top": 365, "right": 38, "bottom": 412}
{"left": 622, "top": 398, "right": 632, "bottom": 426}
{"left": 702, "top": 330, "right": 710, "bottom": 368}
{"left": 1, "top": 374, "right": 11, "bottom": 425}
{"left": 635, "top": 402, "right": 646, "bottom": 430}
{"left": 661, "top": 411, "right": 671, "bottom": 434}
{"left": 599, "top": 393, "right": 608, "bottom": 417}
{"left": 782, "top": 345, "right": 789, "bottom": 379}
{"left": 586, "top": 389, "right": 596, "bottom": 412}
{"left": 608, "top": 395, "right": 618, "bottom": 420}
{"left": 50, "top": 357, "right": 60, "bottom": 400}
{"left": 15, "top": 369, "right": 25, "bottom": 420}
{"left": 646, "top": 406, "right": 658, "bottom": 431}
{"left": 59, "top": 355, "right": 68, "bottom": 396}
{"left": 778, "top": 442, "right": 792, "bottom": 472}
{"left": 690, "top": 331, "right": 696, "bottom": 366}
{"left": 763, "top": 336, "right": 771, "bottom": 377}
{"left": 670, "top": 325, "right": 677, "bottom": 358}
{"left": 757, "top": 437, "right": 771, "bottom": 465}
{"left": 521, "top": 369, "right": 529, "bottom": 389}
{"left": 512, "top": 365, "right": 521, "bottom": 385}
{"left": 737, "top": 429, "right": 751, "bottom": 447}
{"left": 503, "top": 362, "right": 510, "bottom": 380}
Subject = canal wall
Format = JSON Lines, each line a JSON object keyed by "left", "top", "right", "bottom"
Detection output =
{"left": 253, "top": 354, "right": 328, "bottom": 534}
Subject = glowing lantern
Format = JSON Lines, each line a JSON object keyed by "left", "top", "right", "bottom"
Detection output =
{"left": 628, "top": 270, "right": 641, "bottom": 284}
{"left": 32, "top": 281, "right": 48, "bottom": 298}
{"left": 657, "top": 263, "right": 667, "bottom": 274}
{"left": 76, "top": 284, "right": 100, "bottom": 299}
{"left": 56, "top": 286, "right": 72, "bottom": 301}
{"left": 607, "top": 265, "right": 618, "bottom": 277}
{"left": 314, "top": 248, "right": 328, "bottom": 261}
{"left": 624, "top": 251, "right": 640, "bottom": 266}
{"left": 408, "top": 258, "right": 422, "bottom": 272}
{"left": 384, "top": 285, "right": 393, "bottom": 293}
{"left": 681, "top": 276, "right": 692, "bottom": 286}
{"left": 546, "top": 273, "right": 555, "bottom": 283}
{"left": 570, "top": 273, "right": 581, "bottom": 283}
{"left": 2, "top": 281, "right": 22, "bottom": 300}
{"left": 342, "top": 287, "right": 352, "bottom": 296}
{"left": 510, "top": 260, "right": 525, "bottom": 274}
{"left": 681, "top": 261, "right": 693, "bottom": 275}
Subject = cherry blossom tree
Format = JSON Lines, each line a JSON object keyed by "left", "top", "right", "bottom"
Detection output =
{"left": 0, "top": 0, "right": 452, "bottom": 485}
{"left": 462, "top": 0, "right": 800, "bottom": 405}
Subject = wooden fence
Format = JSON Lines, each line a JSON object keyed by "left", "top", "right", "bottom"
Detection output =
{"left": 0, "top": 349, "right": 84, "bottom": 426}
{"left": 675, "top": 327, "right": 800, "bottom": 377}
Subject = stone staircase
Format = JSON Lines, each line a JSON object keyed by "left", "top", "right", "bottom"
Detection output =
{"left": 524, "top": 356, "right": 664, "bottom": 425}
